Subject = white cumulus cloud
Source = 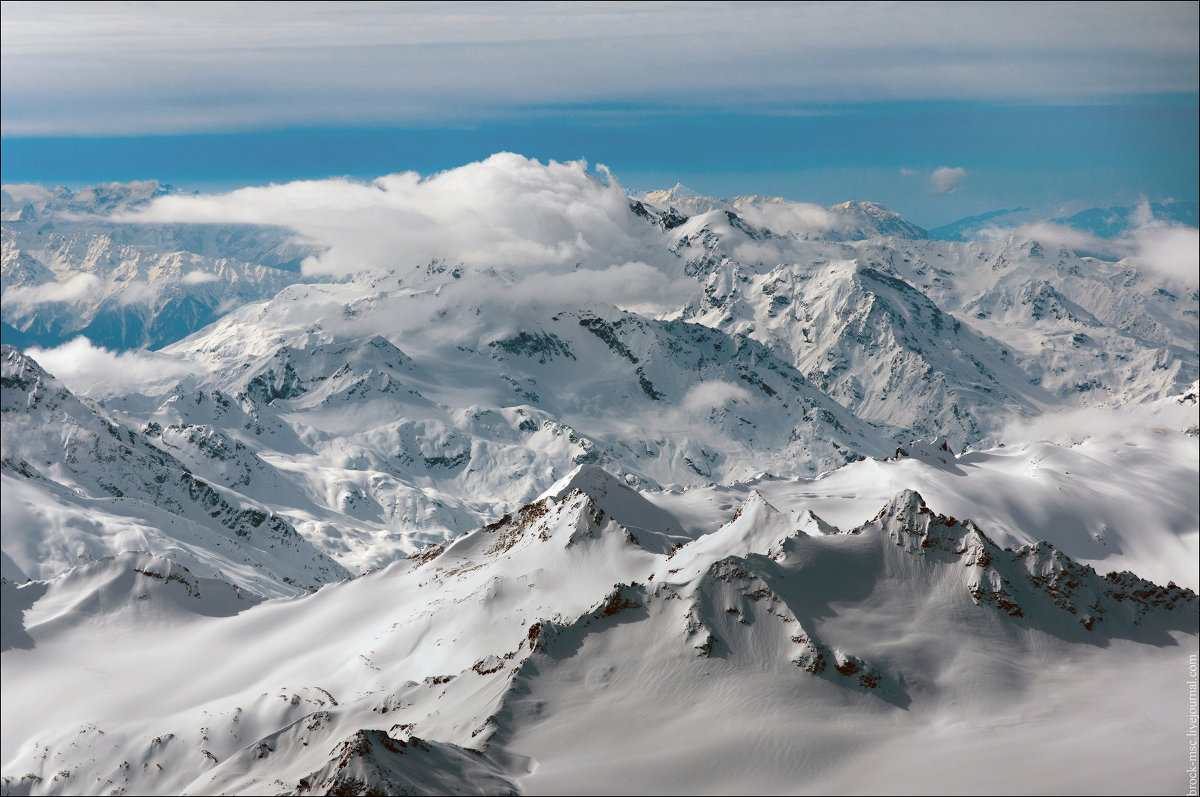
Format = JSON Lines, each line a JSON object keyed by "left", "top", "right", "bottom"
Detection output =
{"left": 123, "top": 154, "right": 655, "bottom": 279}
{"left": 929, "top": 167, "right": 967, "bottom": 195}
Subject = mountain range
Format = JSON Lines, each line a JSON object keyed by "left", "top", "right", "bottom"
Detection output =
{"left": 2, "top": 159, "right": 1197, "bottom": 794}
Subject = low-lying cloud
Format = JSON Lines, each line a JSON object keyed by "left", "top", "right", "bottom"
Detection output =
{"left": 999, "top": 394, "right": 1198, "bottom": 447}
{"left": 2, "top": 273, "right": 101, "bottom": 310}
{"left": 116, "top": 280, "right": 157, "bottom": 306}
{"left": 1, "top": 183, "right": 54, "bottom": 204}
{"left": 182, "top": 270, "right": 219, "bottom": 285}
{"left": 735, "top": 201, "right": 838, "bottom": 237}
{"left": 1123, "top": 225, "right": 1199, "bottom": 285}
{"left": 682, "top": 381, "right": 754, "bottom": 414}
{"left": 25, "top": 337, "right": 207, "bottom": 399}
{"left": 1005, "top": 212, "right": 1200, "bottom": 287}
{"left": 124, "top": 154, "right": 655, "bottom": 281}
{"left": 503, "top": 261, "right": 694, "bottom": 314}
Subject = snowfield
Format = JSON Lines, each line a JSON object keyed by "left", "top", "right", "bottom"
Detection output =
{"left": 2, "top": 157, "right": 1197, "bottom": 794}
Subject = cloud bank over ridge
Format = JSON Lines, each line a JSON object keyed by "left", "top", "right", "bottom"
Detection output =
{"left": 982, "top": 201, "right": 1200, "bottom": 288}
{"left": 126, "top": 154, "right": 649, "bottom": 275}
{"left": 119, "top": 154, "right": 1199, "bottom": 292}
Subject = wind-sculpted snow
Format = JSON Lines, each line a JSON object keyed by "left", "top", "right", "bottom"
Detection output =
{"left": 4, "top": 467, "right": 1192, "bottom": 794}
{"left": 856, "top": 489, "right": 1197, "bottom": 638}
{"left": 2, "top": 552, "right": 263, "bottom": 654}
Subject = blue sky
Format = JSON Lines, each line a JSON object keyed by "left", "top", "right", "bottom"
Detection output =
{"left": 2, "top": 2, "right": 1197, "bottom": 228}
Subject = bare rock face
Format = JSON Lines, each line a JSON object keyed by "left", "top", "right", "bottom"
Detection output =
{"left": 293, "top": 731, "right": 518, "bottom": 796}
{"left": 859, "top": 489, "right": 1199, "bottom": 634}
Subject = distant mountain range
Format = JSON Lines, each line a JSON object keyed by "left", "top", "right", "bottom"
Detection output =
{"left": 2, "top": 182, "right": 313, "bottom": 350}
{"left": 5, "top": 180, "right": 1195, "bottom": 356}
{"left": 927, "top": 199, "right": 1200, "bottom": 240}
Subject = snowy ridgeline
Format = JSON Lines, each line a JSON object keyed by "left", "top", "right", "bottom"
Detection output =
{"left": 1, "top": 162, "right": 1198, "bottom": 794}
{"left": 2, "top": 463, "right": 1196, "bottom": 794}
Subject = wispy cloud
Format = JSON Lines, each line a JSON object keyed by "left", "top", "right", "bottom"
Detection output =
{"left": 681, "top": 381, "right": 754, "bottom": 414}
{"left": 181, "top": 270, "right": 219, "bottom": 285}
{"left": 2, "top": 2, "right": 1196, "bottom": 136}
{"left": 1122, "top": 224, "right": 1199, "bottom": 286}
{"left": 2, "top": 273, "right": 100, "bottom": 310}
{"left": 734, "top": 202, "right": 838, "bottom": 236}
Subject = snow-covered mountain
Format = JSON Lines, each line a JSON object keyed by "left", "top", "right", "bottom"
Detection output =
{"left": 641, "top": 184, "right": 928, "bottom": 240}
{"left": 3, "top": 463, "right": 1194, "bottom": 794}
{"left": 2, "top": 158, "right": 1197, "bottom": 794}
{"left": 112, "top": 279, "right": 890, "bottom": 571}
{"left": 4, "top": 163, "right": 1194, "bottom": 570}
{"left": 1, "top": 182, "right": 311, "bottom": 350}
{"left": 929, "top": 199, "right": 1200, "bottom": 240}
{"left": 1, "top": 345, "right": 349, "bottom": 595}
{"left": 654, "top": 200, "right": 1194, "bottom": 448}
{"left": 883, "top": 236, "right": 1198, "bottom": 407}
